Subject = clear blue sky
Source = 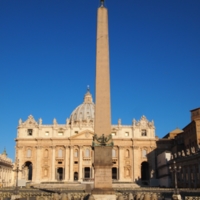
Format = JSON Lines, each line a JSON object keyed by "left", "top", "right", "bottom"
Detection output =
{"left": 1, "top": 0, "right": 200, "bottom": 160}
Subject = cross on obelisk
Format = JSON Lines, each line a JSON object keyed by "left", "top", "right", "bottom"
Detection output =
{"left": 92, "top": 0, "right": 114, "bottom": 195}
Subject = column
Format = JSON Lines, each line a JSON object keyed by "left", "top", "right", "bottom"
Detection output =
{"left": 78, "top": 146, "right": 83, "bottom": 181}
{"left": 92, "top": 166, "right": 94, "bottom": 179}
{"left": 69, "top": 146, "right": 74, "bottom": 181}
{"left": 51, "top": 146, "right": 56, "bottom": 181}
{"left": 118, "top": 146, "right": 124, "bottom": 181}
{"left": 133, "top": 146, "right": 140, "bottom": 181}
{"left": 64, "top": 146, "right": 69, "bottom": 181}
{"left": 188, "top": 166, "right": 191, "bottom": 188}
{"left": 194, "top": 165, "right": 197, "bottom": 188}
{"left": 183, "top": 167, "right": 186, "bottom": 187}
{"left": 131, "top": 146, "right": 135, "bottom": 181}
{"left": 35, "top": 146, "right": 42, "bottom": 183}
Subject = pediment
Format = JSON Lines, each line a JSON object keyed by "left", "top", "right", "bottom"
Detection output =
{"left": 136, "top": 115, "right": 154, "bottom": 128}
{"left": 22, "top": 115, "right": 38, "bottom": 128}
{"left": 70, "top": 130, "right": 94, "bottom": 140}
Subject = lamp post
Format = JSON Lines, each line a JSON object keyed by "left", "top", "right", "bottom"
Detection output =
{"left": 13, "top": 159, "right": 22, "bottom": 195}
{"left": 169, "top": 161, "right": 181, "bottom": 195}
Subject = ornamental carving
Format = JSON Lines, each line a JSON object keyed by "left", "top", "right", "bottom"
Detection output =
{"left": 20, "top": 115, "right": 38, "bottom": 128}
{"left": 92, "top": 134, "right": 114, "bottom": 147}
{"left": 132, "top": 115, "right": 154, "bottom": 128}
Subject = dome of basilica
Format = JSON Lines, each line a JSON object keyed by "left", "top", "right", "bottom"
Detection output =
{"left": 69, "top": 89, "right": 95, "bottom": 124}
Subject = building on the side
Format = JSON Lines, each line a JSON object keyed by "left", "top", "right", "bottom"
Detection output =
{"left": 157, "top": 151, "right": 171, "bottom": 187}
{"left": 156, "top": 108, "right": 200, "bottom": 189}
{"left": 15, "top": 89, "right": 158, "bottom": 186}
{"left": 0, "top": 149, "right": 13, "bottom": 187}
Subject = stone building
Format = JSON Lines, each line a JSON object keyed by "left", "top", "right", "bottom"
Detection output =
{"left": 156, "top": 107, "right": 200, "bottom": 188}
{"left": 157, "top": 151, "right": 171, "bottom": 187}
{"left": 0, "top": 149, "right": 13, "bottom": 187}
{"left": 15, "top": 90, "right": 157, "bottom": 185}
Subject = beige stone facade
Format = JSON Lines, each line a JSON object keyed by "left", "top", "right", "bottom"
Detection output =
{"left": 0, "top": 149, "right": 13, "bottom": 187}
{"left": 15, "top": 90, "right": 157, "bottom": 185}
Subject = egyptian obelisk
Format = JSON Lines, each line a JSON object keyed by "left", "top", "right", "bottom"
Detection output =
{"left": 92, "top": 0, "right": 114, "bottom": 196}
{"left": 94, "top": 0, "right": 111, "bottom": 137}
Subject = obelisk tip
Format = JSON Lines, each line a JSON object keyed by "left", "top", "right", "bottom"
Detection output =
{"left": 100, "top": 0, "right": 104, "bottom": 7}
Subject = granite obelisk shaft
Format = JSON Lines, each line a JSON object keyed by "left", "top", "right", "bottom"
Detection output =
{"left": 94, "top": 5, "right": 111, "bottom": 137}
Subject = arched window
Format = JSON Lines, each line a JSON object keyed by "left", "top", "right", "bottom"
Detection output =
{"left": 126, "top": 169, "right": 130, "bottom": 176}
{"left": 45, "top": 149, "right": 48, "bottom": 158}
{"left": 141, "top": 129, "right": 147, "bottom": 136}
{"left": 142, "top": 149, "right": 147, "bottom": 158}
{"left": 27, "top": 149, "right": 31, "bottom": 158}
{"left": 74, "top": 149, "right": 78, "bottom": 157}
{"left": 125, "top": 149, "right": 129, "bottom": 158}
{"left": 58, "top": 149, "right": 63, "bottom": 158}
{"left": 112, "top": 149, "right": 116, "bottom": 158}
{"left": 85, "top": 148, "right": 90, "bottom": 157}
{"left": 44, "top": 169, "right": 48, "bottom": 176}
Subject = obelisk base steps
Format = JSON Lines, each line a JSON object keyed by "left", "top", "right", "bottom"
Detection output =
{"left": 92, "top": 194, "right": 116, "bottom": 200}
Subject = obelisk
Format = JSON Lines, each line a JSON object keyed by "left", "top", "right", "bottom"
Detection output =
{"left": 94, "top": 0, "right": 111, "bottom": 137}
{"left": 92, "top": 0, "right": 114, "bottom": 196}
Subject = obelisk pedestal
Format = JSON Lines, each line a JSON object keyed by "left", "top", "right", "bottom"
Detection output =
{"left": 92, "top": 146, "right": 114, "bottom": 194}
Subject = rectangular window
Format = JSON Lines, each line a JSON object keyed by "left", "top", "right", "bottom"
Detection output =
{"left": 45, "top": 131, "right": 49, "bottom": 136}
{"left": 85, "top": 149, "right": 90, "bottom": 157}
{"left": 125, "top": 132, "right": 129, "bottom": 137}
{"left": 142, "top": 149, "right": 147, "bottom": 157}
{"left": 111, "top": 132, "right": 116, "bottom": 136}
{"left": 141, "top": 129, "right": 147, "bottom": 136}
{"left": 58, "top": 132, "right": 63, "bottom": 136}
{"left": 58, "top": 149, "right": 63, "bottom": 157}
{"left": 112, "top": 149, "right": 116, "bottom": 157}
{"left": 27, "top": 149, "right": 31, "bottom": 157}
{"left": 27, "top": 129, "right": 33, "bottom": 136}
{"left": 75, "top": 131, "right": 78, "bottom": 134}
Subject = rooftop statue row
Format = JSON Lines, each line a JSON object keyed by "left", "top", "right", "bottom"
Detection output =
{"left": 18, "top": 115, "right": 155, "bottom": 129}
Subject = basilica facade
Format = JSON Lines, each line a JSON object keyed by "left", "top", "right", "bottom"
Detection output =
{"left": 15, "top": 90, "right": 158, "bottom": 185}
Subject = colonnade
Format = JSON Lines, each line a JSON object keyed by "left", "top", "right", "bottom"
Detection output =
{"left": 178, "top": 163, "right": 200, "bottom": 188}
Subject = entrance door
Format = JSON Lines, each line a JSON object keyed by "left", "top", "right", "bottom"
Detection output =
{"left": 57, "top": 168, "right": 63, "bottom": 181}
{"left": 74, "top": 172, "right": 78, "bottom": 181}
{"left": 141, "top": 161, "right": 149, "bottom": 185}
{"left": 23, "top": 161, "right": 33, "bottom": 181}
{"left": 112, "top": 167, "right": 117, "bottom": 180}
{"left": 84, "top": 167, "right": 90, "bottom": 178}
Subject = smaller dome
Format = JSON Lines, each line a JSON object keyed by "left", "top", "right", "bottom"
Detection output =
{"left": 69, "top": 88, "right": 95, "bottom": 124}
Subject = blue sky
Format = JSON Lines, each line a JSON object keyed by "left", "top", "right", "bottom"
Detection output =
{"left": 0, "top": 0, "right": 200, "bottom": 160}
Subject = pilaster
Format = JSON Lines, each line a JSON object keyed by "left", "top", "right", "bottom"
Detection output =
{"left": 118, "top": 146, "right": 124, "bottom": 181}
{"left": 79, "top": 146, "right": 83, "bottom": 181}
{"left": 132, "top": 145, "right": 139, "bottom": 181}
{"left": 64, "top": 146, "right": 70, "bottom": 181}
{"left": 69, "top": 146, "right": 74, "bottom": 181}
{"left": 51, "top": 146, "right": 56, "bottom": 181}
